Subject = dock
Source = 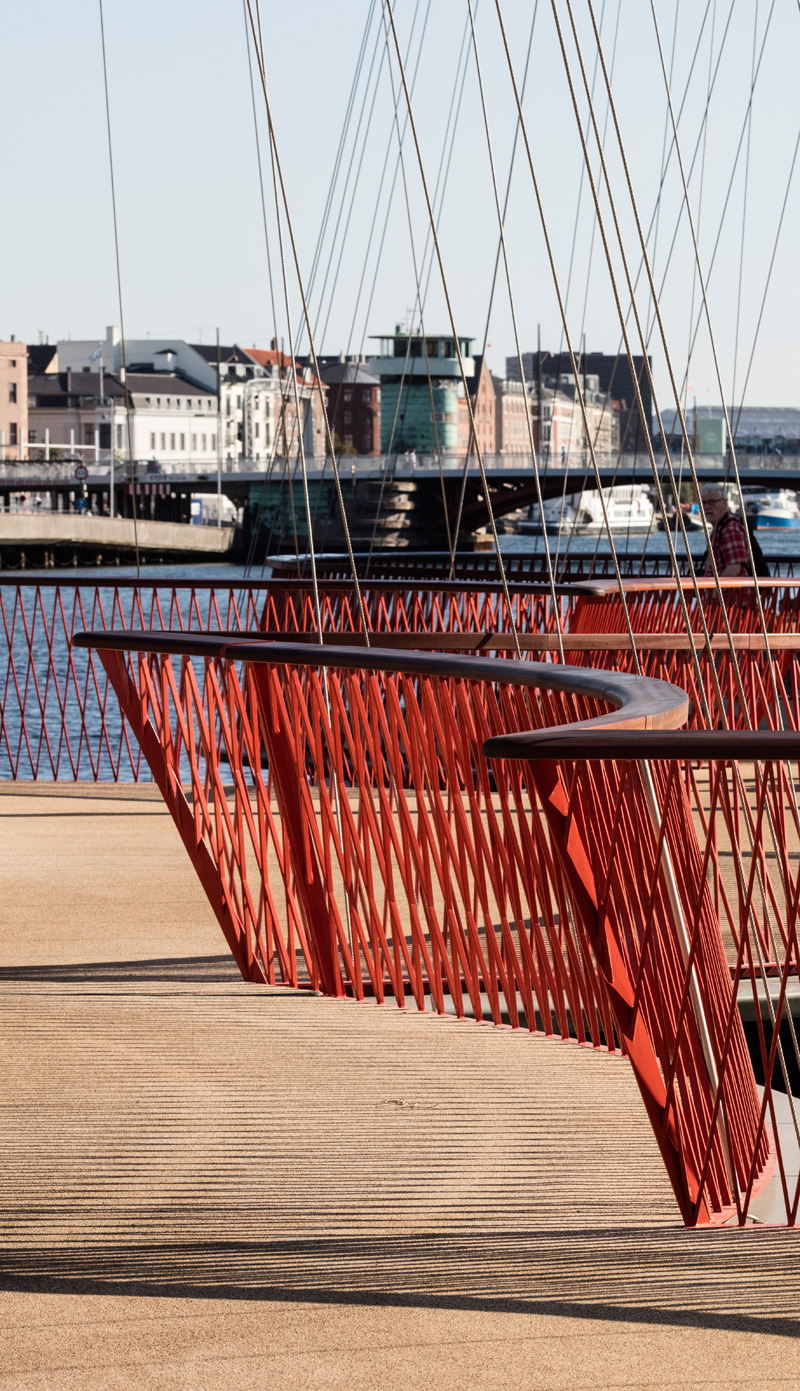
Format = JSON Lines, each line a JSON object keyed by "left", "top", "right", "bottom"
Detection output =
{"left": 0, "top": 513, "right": 236, "bottom": 566}
{"left": 2, "top": 782, "right": 800, "bottom": 1388}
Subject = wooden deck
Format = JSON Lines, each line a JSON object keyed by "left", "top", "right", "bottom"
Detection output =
{"left": 1, "top": 784, "right": 799, "bottom": 1389}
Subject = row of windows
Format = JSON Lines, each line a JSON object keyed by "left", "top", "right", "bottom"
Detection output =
{"left": 149, "top": 431, "right": 216, "bottom": 452}
{"left": 144, "top": 396, "right": 215, "bottom": 411}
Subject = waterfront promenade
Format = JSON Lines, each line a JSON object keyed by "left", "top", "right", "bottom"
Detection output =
{"left": 2, "top": 783, "right": 800, "bottom": 1388}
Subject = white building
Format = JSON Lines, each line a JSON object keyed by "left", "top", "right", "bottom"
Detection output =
{"left": 53, "top": 328, "right": 327, "bottom": 464}
{"left": 27, "top": 368, "right": 218, "bottom": 467}
{"left": 532, "top": 374, "right": 618, "bottom": 462}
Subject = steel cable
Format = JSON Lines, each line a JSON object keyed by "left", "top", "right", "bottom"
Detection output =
{"left": 97, "top": 0, "right": 139, "bottom": 575}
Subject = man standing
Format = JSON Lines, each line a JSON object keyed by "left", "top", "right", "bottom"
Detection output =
{"left": 700, "top": 483, "right": 751, "bottom": 577}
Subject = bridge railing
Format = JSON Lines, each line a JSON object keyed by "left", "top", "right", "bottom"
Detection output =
{"left": 71, "top": 628, "right": 800, "bottom": 1226}
{"left": 3, "top": 574, "right": 800, "bottom": 779}
{"left": 0, "top": 576, "right": 593, "bottom": 780}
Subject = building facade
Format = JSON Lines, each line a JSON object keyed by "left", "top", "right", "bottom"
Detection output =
{"left": 27, "top": 370, "right": 218, "bottom": 466}
{"left": 53, "top": 328, "right": 327, "bottom": 464}
{"left": 245, "top": 346, "right": 328, "bottom": 462}
{"left": 457, "top": 356, "right": 496, "bottom": 456}
{"left": 318, "top": 358, "right": 380, "bottom": 455}
{"left": 507, "top": 350, "right": 650, "bottom": 454}
{"left": 0, "top": 339, "right": 28, "bottom": 458}
{"left": 493, "top": 375, "right": 534, "bottom": 456}
{"left": 528, "top": 375, "right": 618, "bottom": 461}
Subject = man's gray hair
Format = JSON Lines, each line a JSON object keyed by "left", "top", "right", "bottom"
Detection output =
{"left": 700, "top": 483, "right": 726, "bottom": 502}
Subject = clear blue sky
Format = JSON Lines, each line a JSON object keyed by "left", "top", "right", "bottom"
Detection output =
{"left": 2, "top": 1, "right": 798, "bottom": 410}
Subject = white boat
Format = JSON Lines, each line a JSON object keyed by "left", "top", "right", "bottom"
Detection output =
{"left": 742, "top": 489, "right": 800, "bottom": 530}
{"left": 521, "top": 484, "right": 655, "bottom": 537}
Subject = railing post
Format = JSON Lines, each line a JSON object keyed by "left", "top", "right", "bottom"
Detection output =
{"left": 251, "top": 664, "right": 342, "bottom": 998}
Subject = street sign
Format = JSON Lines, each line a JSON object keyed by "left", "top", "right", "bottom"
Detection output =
{"left": 74, "top": 464, "right": 88, "bottom": 481}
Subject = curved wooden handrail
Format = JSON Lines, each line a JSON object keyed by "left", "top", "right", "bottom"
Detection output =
{"left": 73, "top": 628, "right": 800, "bottom": 759}
{"left": 73, "top": 629, "right": 689, "bottom": 734}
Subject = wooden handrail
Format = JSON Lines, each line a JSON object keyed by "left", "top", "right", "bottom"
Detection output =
{"left": 72, "top": 631, "right": 690, "bottom": 735}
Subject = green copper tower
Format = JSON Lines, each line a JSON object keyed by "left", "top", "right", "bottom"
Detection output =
{"left": 370, "top": 327, "right": 474, "bottom": 454}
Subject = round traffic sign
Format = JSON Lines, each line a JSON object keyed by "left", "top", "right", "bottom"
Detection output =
{"left": 74, "top": 464, "right": 88, "bottom": 481}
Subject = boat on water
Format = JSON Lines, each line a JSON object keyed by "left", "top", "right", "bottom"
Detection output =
{"left": 519, "top": 484, "right": 655, "bottom": 537}
{"left": 742, "top": 488, "right": 800, "bottom": 530}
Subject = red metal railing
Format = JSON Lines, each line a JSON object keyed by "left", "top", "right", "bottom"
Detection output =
{"left": 0, "top": 576, "right": 580, "bottom": 780}
{"left": 4, "top": 574, "right": 800, "bottom": 778}
{"left": 72, "top": 630, "right": 800, "bottom": 1225}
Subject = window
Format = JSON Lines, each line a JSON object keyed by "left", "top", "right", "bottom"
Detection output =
{"left": 202, "top": 434, "right": 207, "bottom": 451}
{"left": 8, "top": 382, "right": 16, "bottom": 404}
{"left": 192, "top": 434, "right": 197, "bottom": 451}
{"left": 343, "top": 389, "right": 352, "bottom": 402}
{"left": 210, "top": 433, "right": 216, "bottom": 451}
{"left": 28, "top": 430, "right": 37, "bottom": 443}
{"left": 170, "top": 433, "right": 176, "bottom": 450}
{"left": 116, "top": 424, "right": 123, "bottom": 449}
{"left": 99, "top": 423, "right": 111, "bottom": 449}
{"left": 160, "top": 432, "right": 166, "bottom": 449}
{"left": 254, "top": 421, "right": 260, "bottom": 438}
{"left": 180, "top": 433, "right": 185, "bottom": 451}
{"left": 84, "top": 424, "right": 95, "bottom": 446}
{"left": 344, "top": 412, "right": 351, "bottom": 426}
{"left": 150, "top": 432, "right": 156, "bottom": 450}
{"left": 9, "top": 359, "right": 16, "bottom": 368}
{"left": 9, "top": 423, "right": 17, "bottom": 445}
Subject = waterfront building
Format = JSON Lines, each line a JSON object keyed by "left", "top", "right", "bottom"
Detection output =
{"left": 245, "top": 345, "right": 328, "bottom": 462}
{"left": 46, "top": 329, "right": 327, "bottom": 464}
{"left": 27, "top": 369, "right": 218, "bottom": 466}
{"left": 0, "top": 338, "right": 28, "bottom": 459}
{"left": 529, "top": 374, "right": 618, "bottom": 461}
{"left": 507, "top": 349, "right": 650, "bottom": 454}
{"left": 493, "top": 374, "right": 534, "bottom": 456}
{"left": 317, "top": 358, "right": 380, "bottom": 456}
{"left": 369, "top": 327, "right": 474, "bottom": 455}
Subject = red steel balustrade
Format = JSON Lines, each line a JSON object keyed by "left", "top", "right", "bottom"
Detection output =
{"left": 3, "top": 574, "right": 800, "bottom": 780}
{"left": 0, "top": 575, "right": 581, "bottom": 780}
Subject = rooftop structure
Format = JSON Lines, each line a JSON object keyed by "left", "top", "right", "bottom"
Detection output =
{"left": 369, "top": 328, "right": 474, "bottom": 454}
